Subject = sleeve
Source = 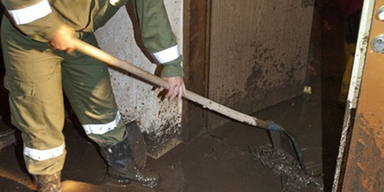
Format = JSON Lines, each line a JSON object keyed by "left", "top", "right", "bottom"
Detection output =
{"left": 130, "top": 0, "right": 184, "bottom": 78}
{"left": 2, "top": 0, "right": 63, "bottom": 42}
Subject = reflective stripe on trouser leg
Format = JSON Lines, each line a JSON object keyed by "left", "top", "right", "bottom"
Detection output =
{"left": 1, "top": 17, "right": 66, "bottom": 175}
{"left": 82, "top": 111, "right": 121, "bottom": 135}
{"left": 60, "top": 33, "right": 126, "bottom": 147}
{"left": 24, "top": 143, "right": 65, "bottom": 161}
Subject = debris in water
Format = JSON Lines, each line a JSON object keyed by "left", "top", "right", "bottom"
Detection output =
{"left": 250, "top": 144, "right": 324, "bottom": 191}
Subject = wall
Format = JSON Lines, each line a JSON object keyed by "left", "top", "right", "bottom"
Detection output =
{"left": 207, "top": 0, "right": 314, "bottom": 129}
{"left": 94, "top": 1, "right": 183, "bottom": 158}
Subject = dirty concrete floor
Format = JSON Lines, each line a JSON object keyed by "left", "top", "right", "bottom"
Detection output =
{"left": 0, "top": 94, "right": 323, "bottom": 192}
{"left": 0, "top": 1, "right": 346, "bottom": 192}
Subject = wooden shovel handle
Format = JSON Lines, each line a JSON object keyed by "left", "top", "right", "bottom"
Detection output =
{"left": 74, "top": 39, "right": 269, "bottom": 129}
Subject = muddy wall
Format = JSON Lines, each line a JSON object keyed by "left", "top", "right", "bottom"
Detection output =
{"left": 95, "top": 1, "right": 183, "bottom": 158}
{"left": 207, "top": 0, "right": 314, "bottom": 129}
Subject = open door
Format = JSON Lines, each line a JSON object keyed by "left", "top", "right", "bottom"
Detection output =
{"left": 333, "top": 0, "right": 384, "bottom": 191}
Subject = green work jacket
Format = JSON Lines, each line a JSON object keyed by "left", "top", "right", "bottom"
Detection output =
{"left": 1, "top": 0, "right": 183, "bottom": 77}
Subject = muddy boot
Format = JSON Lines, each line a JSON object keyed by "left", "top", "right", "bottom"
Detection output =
{"left": 100, "top": 135, "right": 160, "bottom": 188}
{"left": 34, "top": 172, "right": 62, "bottom": 192}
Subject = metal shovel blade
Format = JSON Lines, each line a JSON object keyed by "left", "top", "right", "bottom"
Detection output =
{"left": 269, "top": 123, "right": 306, "bottom": 173}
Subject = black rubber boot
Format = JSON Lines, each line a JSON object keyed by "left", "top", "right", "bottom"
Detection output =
{"left": 34, "top": 172, "right": 62, "bottom": 192}
{"left": 100, "top": 134, "right": 160, "bottom": 188}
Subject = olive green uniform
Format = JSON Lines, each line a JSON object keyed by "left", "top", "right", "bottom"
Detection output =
{"left": 1, "top": 0, "right": 183, "bottom": 175}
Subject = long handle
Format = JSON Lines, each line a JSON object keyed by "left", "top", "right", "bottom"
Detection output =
{"left": 74, "top": 39, "right": 269, "bottom": 129}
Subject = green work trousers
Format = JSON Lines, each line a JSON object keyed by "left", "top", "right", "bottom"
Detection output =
{"left": 1, "top": 17, "right": 126, "bottom": 175}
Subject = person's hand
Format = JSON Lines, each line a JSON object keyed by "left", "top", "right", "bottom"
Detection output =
{"left": 49, "top": 24, "right": 76, "bottom": 53}
{"left": 164, "top": 76, "right": 187, "bottom": 101}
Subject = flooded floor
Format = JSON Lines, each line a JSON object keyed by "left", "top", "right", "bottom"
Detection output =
{"left": 0, "top": 98, "right": 324, "bottom": 192}
{"left": 0, "top": 1, "right": 346, "bottom": 192}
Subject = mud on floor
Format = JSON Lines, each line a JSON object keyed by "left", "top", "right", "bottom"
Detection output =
{"left": 251, "top": 144, "right": 323, "bottom": 191}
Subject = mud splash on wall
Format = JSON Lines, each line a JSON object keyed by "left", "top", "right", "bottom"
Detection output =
{"left": 250, "top": 144, "right": 324, "bottom": 191}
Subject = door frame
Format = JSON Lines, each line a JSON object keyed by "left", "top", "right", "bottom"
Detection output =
{"left": 181, "top": 0, "right": 211, "bottom": 142}
{"left": 332, "top": 0, "right": 383, "bottom": 191}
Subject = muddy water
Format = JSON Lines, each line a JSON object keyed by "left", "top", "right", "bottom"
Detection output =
{"left": 251, "top": 144, "right": 324, "bottom": 191}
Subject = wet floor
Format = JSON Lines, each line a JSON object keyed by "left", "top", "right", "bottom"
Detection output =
{"left": 0, "top": 1, "right": 346, "bottom": 192}
{"left": 0, "top": 105, "right": 323, "bottom": 192}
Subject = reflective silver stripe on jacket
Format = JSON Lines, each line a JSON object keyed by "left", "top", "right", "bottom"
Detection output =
{"left": 24, "top": 143, "right": 65, "bottom": 161}
{"left": 8, "top": 0, "right": 52, "bottom": 25}
{"left": 153, "top": 45, "right": 180, "bottom": 64}
{"left": 82, "top": 112, "right": 121, "bottom": 135}
{"left": 109, "top": 0, "right": 122, "bottom": 6}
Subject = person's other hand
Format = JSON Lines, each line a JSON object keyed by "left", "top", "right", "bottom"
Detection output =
{"left": 49, "top": 24, "right": 76, "bottom": 53}
{"left": 164, "top": 76, "right": 187, "bottom": 101}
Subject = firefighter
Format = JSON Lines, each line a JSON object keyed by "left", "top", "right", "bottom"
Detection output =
{"left": 0, "top": 0, "right": 186, "bottom": 191}
{"left": 338, "top": 0, "right": 363, "bottom": 104}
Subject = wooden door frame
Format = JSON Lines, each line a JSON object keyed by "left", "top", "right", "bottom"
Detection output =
{"left": 181, "top": 0, "right": 211, "bottom": 142}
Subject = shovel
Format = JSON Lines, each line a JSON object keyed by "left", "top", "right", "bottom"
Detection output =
{"left": 73, "top": 39, "right": 306, "bottom": 172}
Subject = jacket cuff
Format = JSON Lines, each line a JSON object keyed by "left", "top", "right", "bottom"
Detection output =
{"left": 160, "top": 56, "right": 184, "bottom": 78}
{"left": 31, "top": 12, "right": 63, "bottom": 41}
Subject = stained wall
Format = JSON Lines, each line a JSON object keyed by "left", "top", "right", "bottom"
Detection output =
{"left": 95, "top": 1, "right": 183, "bottom": 157}
{"left": 207, "top": 0, "right": 314, "bottom": 129}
